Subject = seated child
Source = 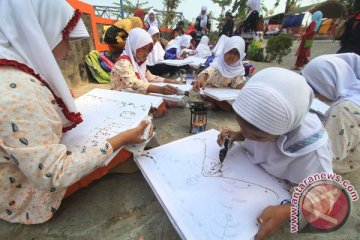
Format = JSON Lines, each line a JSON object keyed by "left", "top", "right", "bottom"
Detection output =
{"left": 194, "top": 36, "right": 246, "bottom": 111}
{"left": 217, "top": 67, "right": 333, "bottom": 239}
{"left": 164, "top": 34, "right": 193, "bottom": 60}
{"left": 111, "top": 28, "right": 180, "bottom": 116}
{"left": 302, "top": 53, "right": 360, "bottom": 174}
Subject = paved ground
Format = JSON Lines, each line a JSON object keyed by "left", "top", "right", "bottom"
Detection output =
{"left": 2, "top": 40, "right": 360, "bottom": 240}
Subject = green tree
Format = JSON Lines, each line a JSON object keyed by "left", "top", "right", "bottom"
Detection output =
{"left": 113, "top": 0, "right": 149, "bottom": 17}
{"left": 213, "top": 0, "right": 233, "bottom": 32}
{"left": 336, "top": 0, "right": 360, "bottom": 14}
{"left": 162, "top": 0, "right": 182, "bottom": 28}
{"left": 274, "top": 0, "right": 300, "bottom": 14}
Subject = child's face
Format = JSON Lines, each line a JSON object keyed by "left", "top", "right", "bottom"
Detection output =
{"left": 236, "top": 116, "right": 279, "bottom": 142}
{"left": 136, "top": 44, "right": 153, "bottom": 62}
{"left": 149, "top": 13, "right": 155, "bottom": 21}
{"left": 224, "top": 49, "right": 240, "bottom": 65}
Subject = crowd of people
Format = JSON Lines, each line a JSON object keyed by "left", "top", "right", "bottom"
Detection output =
{"left": 1, "top": 0, "right": 359, "bottom": 240}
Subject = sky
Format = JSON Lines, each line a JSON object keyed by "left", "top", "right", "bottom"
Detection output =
{"left": 82, "top": 0, "right": 326, "bottom": 21}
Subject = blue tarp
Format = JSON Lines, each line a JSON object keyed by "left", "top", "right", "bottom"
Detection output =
{"left": 283, "top": 14, "right": 305, "bottom": 28}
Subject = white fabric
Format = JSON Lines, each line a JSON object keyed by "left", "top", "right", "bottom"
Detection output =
{"left": 210, "top": 36, "right": 246, "bottom": 78}
{"left": 233, "top": 67, "right": 314, "bottom": 135}
{"left": 145, "top": 9, "right": 159, "bottom": 29}
{"left": 147, "top": 25, "right": 159, "bottom": 36}
{"left": 233, "top": 67, "right": 332, "bottom": 183}
{"left": 302, "top": 53, "right": 360, "bottom": 115}
{"left": 121, "top": 28, "right": 153, "bottom": 82}
{"left": 0, "top": 0, "right": 89, "bottom": 116}
{"left": 212, "top": 35, "right": 229, "bottom": 56}
{"left": 165, "top": 36, "right": 179, "bottom": 51}
{"left": 199, "top": 6, "right": 208, "bottom": 28}
{"left": 246, "top": 0, "right": 261, "bottom": 12}
{"left": 245, "top": 0, "right": 260, "bottom": 19}
{"left": 242, "top": 113, "right": 333, "bottom": 184}
{"left": 165, "top": 35, "right": 192, "bottom": 57}
{"left": 147, "top": 27, "right": 165, "bottom": 66}
{"left": 195, "top": 36, "right": 212, "bottom": 58}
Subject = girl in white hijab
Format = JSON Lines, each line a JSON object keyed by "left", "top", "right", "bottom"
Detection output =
{"left": 111, "top": 28, "right": 178, "bottom": 95}
{"left": 195, "top": 35, "right": 212, "bottom": 58}
{"left": 212, "top": 34, "right": 229, "bottom": 56}
{"left": 0, "top": 0, "right": 150, "bottom": 224}
{"left": 194, "top": 36, "right": 246, "bottom": 111}
{"left": 218, "top": 67, "right": 332, "bottom": 239}
{"left": 302, "top": 53, "right": 360, "bottom": 173}
{"left": 146, "top": 26, "right": 179, "bottom": 77}
{"left": 145, "top": 9, "right": 159, "bottom": 30}
{"left": 164, "top": 34, "right": 193, "bottom": 59}
{"left": 199, "top": 6, "right": 208, "bottom": 29}
{"left": 147, "top": 26, "right": 165, "bottom": 66}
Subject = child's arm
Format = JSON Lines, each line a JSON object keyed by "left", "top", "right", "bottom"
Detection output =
{"left": 194, "top": 67, "right": 216, "bottom": 90}
{"left": 255, "top": 204, "right": 291, "bottom": 240}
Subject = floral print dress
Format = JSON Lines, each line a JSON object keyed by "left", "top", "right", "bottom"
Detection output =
{"left": 325, "top": 101, "right": 360, "bottom": 174}
{"left": 0, "top": 67, "right": 113, "bottom": 224}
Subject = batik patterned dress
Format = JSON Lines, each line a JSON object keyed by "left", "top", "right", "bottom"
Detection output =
{"left": 0, "top": 67, "right": 113, "bottom": 224}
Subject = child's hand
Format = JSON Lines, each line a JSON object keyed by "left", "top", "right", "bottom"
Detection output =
{"left": 121, "top": 121, "right": 153, "bottom": 145}
{"left": 217, "top": 129, "right": 244, "bottom": 146}
{"left": 193, "top": 74, "right": 207, "bottom": 90}
{"left": 255, "top": 204, "right": 291, "bottom": 240}
{"left": 161, "top": 85, "right": 178, "bottom": 95}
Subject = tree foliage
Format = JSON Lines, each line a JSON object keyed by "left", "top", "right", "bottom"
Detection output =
{"left": 265, "top": 33, "right": 293, "bottom": 64}
{"left": 337, "top": 0, "right": 360, "bottom": 14}
{"left": 113, "top": 0, "right": 149, "bottom": 17}
{"left": 274, "top": 0, "right": 300, "bottom": 14}
{"left": 213, "top": 0, "right": 233, "bottom": 32}
{"left": 162, "top": 0, "right": 182, "bottom": 28}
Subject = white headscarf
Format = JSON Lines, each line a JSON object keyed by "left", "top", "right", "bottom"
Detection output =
{"left": 212, "top": 35, "right": 229, "bottom": 56}
{"left": 121, "top": 28, "right": 153, "bottom": 82}
{"left": 145, "top": 9, "right": 159, "bottom": 29}
{"left": 0, "top": 0, "right": 89, "bottom": 130}
{"left": 233, "top": 68, "right": 332, "bottom": 183}
{"left": 302, "top": 53, "right": 360, "bottom": 114}
{"left": 200, "top": 5, "right": 208, "bottom": 28}
{"left": 195, "top": 36, "right": 212, "bottom": 58}
{"left": 233, "top": 68, "right": 314, "bottom": 135}
{"left": 147, "top": 26, "right": 165, "bottom": 66}
{"left": 210, "top": 36, "right": 246, "bottom": 78}
{"left": 246, "top": 0, "right": 261, "bottom": 12}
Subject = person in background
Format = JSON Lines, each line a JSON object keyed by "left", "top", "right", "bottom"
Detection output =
{"left": 195, "top": 36, "right": 212, "bottom": 59}
{"left": 146, "top": 26, "right": 178, "bottom": 77}
{"left": 218, "top": 68, "right": 332, "bottom": 240}
{"left": 133, "top": 8, "right": 146, "bottom": 28}
{"left": 220, "top": 11, "right": 234, "bottom": 37}
{"left": 176, "top": 21, "right": 185, "bottom": 36}
{"left": 194, "top": 36, "right": 246, "bottom": 111}
{"left": 302, "top": 53, "right": 360, "bottom": 174}
{"left": 337, "top": 11, "right": 360, "bottom": 55}
{"left": 0, "top": 0, "right": 151, "bottom": 224}
{"left": 194, "top": 5, "right": 210, "bottom": 46}
{"left": 129, "top": 16, "right": 144, "bottom": 29}
{"left": 145, "top": 9, "right": 159, "bottom": 30}
{"left": 293, "top": 11, "right": 323, "bottom": 70}
{"left": 164, "top": 34, "right": 193, "bottom": 60}
{"left": 239, "top": 0, "right": 261, "bottom": 54}
{"left": 103, "top": 18, "right": 132, "bottom": 50}
{"left": 111, "top": 28, "right": 178, "bottom": 97}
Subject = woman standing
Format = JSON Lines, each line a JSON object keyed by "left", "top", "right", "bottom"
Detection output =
{"left": 293, "top": 11, "right": 323, "bottom": 70}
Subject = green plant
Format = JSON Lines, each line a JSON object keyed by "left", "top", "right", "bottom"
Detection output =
{"left": 247, "top": 40, "right": 264, "bottom": 62}
{"left": 265, "top": 33, "right": 292, "bottom": 64}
